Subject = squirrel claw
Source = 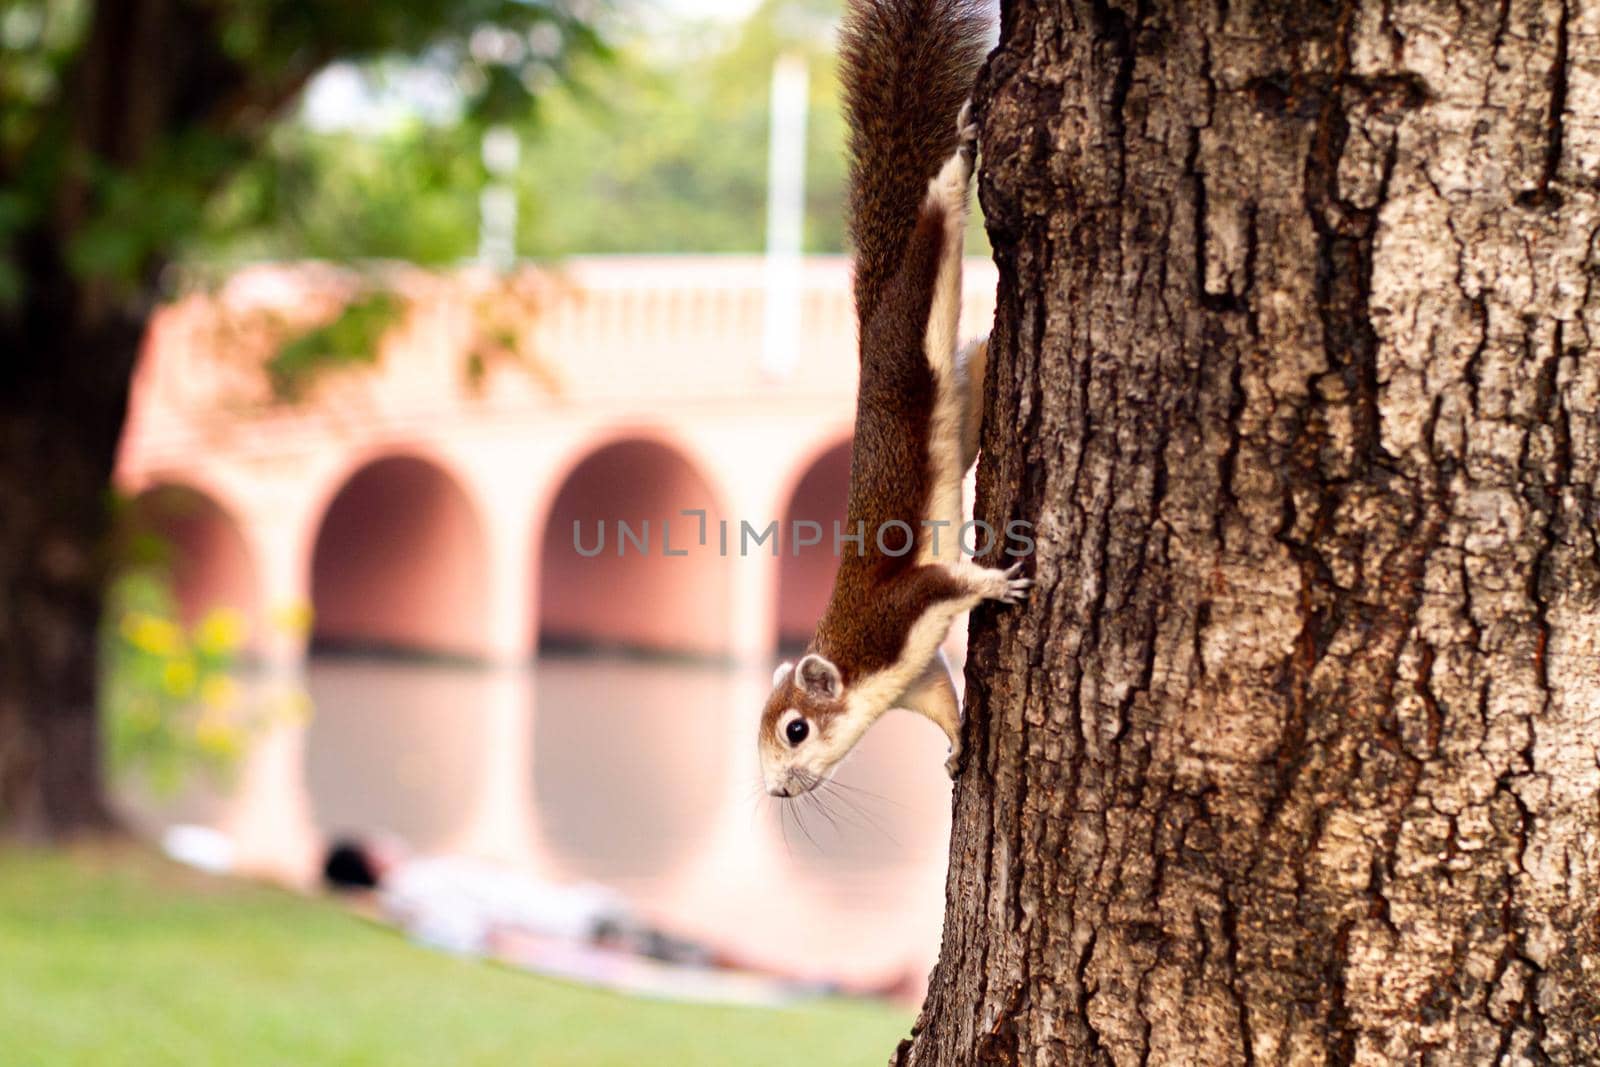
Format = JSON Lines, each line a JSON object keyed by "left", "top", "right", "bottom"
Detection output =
{"left": 963, "top": 559, "right": 1032, "bottom": 605}
{"left": 1000, "top": 582, "right": 1031, "bottom": 605}
{"left": 996, "top": 561, "right": 1031, "bottom": 604}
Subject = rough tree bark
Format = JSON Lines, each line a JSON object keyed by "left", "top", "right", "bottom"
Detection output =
{"left": 901, "top": 1, "right": 1600, "bottom": 1063}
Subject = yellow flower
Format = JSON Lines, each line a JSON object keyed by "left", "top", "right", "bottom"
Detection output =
{"left": 272, "top": 688, "right": 315, "bottom": 725}
{"left": 200, "top": 673, "right": 239, "bottom": 711}
{"left": 194, "top": 715, "right": 240, "bottom": 758}
{"left": 270, "top": 599, "right": 314, "bottom": 638}
{"left": 162, "top": 658, "right": 198, "bottom": 697}
{"left": 121, "top": 612, "right": 183, "bottom": 658}
{"left": 195, "top": 608, "right": 247, "bottom": 656}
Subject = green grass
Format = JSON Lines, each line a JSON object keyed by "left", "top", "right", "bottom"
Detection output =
{"left": 0, "top": 849, "right": 911, "bottom": 1066}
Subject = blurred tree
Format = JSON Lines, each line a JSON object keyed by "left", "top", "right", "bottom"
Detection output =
{"left": 191, "top": 0, "right": 889, "bottom": 264}
{"left": 201, "top": 117, "right": 489, "bottom": 267}
{"left": 517, "top": 0, "right": 849, "bottom": 256}
{"left": 518, "top": 0, "right": 988, "bottom": 256}
{"left": 0, "top": 0, "right": 604, "bottom": 839}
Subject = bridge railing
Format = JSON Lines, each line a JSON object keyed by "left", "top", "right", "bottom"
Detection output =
{"left": 123, "top": 256, "right": 999, "bottom": 457}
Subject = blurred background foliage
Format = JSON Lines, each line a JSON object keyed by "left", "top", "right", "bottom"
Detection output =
{"left": 180, "top": 0, "right": 987, "bottom": 269}
{"left": 101, "top": 562, "right": 317, "bottom": 797}
{"left": 101, "top": 492, "right": 314, "bottom": 795}
{"left": 2, "top": 0, "right": 988, "bottom": 309}
{"left": 101, "top": 567, "right": 253, "bottom": 795}
{"left": 264, "top": 289, "right": 404, "bottom": 400}
{"left": 191, "top": 0, "right": 850, "bottom": 265}
{"left": 0, "top": 0, "right": 610, "bottom": 308}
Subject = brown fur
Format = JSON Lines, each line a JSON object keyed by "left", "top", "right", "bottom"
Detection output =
{"left": 762, "top": 677, "right": 842, "bottom": 747}
{"left": 840, "top": 0, "right": 988, "bottom": 330}
{"left": 763, "top": 562, "right": 968, "bottom": 746}
{"left": 815, "top": 204, "right": 955, "bottom": 680}
{"left": 761, "top": 0, "right": 988, "bottom": 749}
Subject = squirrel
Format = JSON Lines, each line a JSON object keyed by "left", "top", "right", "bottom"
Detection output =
{"left": 758, "top": 0, "right": 1027, "bottom": 798}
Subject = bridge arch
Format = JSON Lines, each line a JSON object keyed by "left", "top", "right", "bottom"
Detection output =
{"left": 533, "top": 433, "right": 731, "bottom": 659}
{"left": 308, "top": 451, "right": 490, "bottom": 659}
{"left": 774, "top": 437, "right": 851, "bottom": 654}
{"left": 529, "top": 432, "right": 733, "bottom": 881}
{"left": 127, "top": 481, "right": 262, "bottom": 647}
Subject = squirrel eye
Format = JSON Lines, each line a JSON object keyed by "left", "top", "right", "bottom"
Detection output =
{"left": 785, "top": 718, "right": 809, "bottom": 746}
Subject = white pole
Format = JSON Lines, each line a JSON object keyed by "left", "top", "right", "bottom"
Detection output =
{"left": 479, "top": 125, "right": 520, "bottom": 270}
{"left": 761, "top": 53, "right": 809, "bottom": 379}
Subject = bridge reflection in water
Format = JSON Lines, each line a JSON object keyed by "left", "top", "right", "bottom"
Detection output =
{"left": 113, "top": 256, "right": 996, "bottom": 987}
{"left": 122, "top": 654, "right": 955, "bottom": 985}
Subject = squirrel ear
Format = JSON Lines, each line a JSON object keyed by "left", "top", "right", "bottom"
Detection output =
{"left": 795, "top": 654, "right": 842, "bottom": 700}
{"left": 771, "top": 662, "right": 794, "bottom": 690}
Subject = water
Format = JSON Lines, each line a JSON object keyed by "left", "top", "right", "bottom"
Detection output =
{"left": 118, "top": 652, "right": 955, "bottom": 986}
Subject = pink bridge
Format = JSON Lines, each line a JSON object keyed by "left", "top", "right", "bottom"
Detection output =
{"left": 116, "top": 256, "right": 998, "bottom": 984}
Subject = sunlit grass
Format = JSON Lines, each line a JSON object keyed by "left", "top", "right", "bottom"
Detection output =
{"left": 0, "top": 848, "right": 911, "bottom": 1067}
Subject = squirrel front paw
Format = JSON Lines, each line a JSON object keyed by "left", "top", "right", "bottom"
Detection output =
{"left": 951, "top": 559, "right": 1032, "bottom": 606}
{"left": 982, "top": 560, "right": 1031, "bottom": 605}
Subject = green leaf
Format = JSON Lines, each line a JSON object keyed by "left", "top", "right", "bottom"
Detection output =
{"left": 265, "top": 289, "right": 405, "bottom": 401}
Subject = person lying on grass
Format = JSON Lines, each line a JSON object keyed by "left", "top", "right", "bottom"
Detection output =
{"left": 321, "top": 836, "right": 915, "bottom": 1005}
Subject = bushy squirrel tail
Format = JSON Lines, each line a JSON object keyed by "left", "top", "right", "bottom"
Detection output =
{"left": 839, "top": 0, "right": 987, "bottom": 331}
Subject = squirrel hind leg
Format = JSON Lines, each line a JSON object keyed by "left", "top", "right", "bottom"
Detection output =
{"left": 956, "top": 98, "right": 978, "bottom": 161}
{"left": 927, "top": 139, "right": 975, "bottom": 223}
{"left": 959, "top": 334, "right": 989, "bottom": 469}
{"left": 898, "top": 649, "right": 963, "bottom": 776}
{"left": 919, "top": 131, "right": 975, "bottom": 384}
{"left": 926, "top": 98, "right": 976, "bottom": 225}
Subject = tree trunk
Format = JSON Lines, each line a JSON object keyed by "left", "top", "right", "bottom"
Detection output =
{"left": 0, "top": 0, "right": 305, "bottom": 840}
{"left": 902, "top": 1, "right": 1600, "bottom": 1063}
{"left": 0, "top": 255, "right": 142, "bottom": 838}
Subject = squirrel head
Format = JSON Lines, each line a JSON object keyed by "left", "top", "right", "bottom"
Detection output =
{"left": 757, "top": 653, "right": 853, "bottom": 797}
